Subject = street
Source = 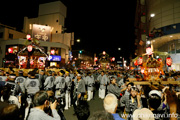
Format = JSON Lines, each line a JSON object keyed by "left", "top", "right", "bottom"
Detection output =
{"left": 63, "top": 90, "right": 104, "bottom": 120}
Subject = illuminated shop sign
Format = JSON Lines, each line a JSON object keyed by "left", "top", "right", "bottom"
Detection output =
{"left": 32, "top": 24, "right": 51, "bottom": 41}
{"left": 48, "top": 55, "right": 61, "bottom": 61}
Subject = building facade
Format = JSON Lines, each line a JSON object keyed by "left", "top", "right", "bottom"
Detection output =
{"left": 0, "top": 1, "right": 74, "bottom": 68}
{"left": 135, "top": 0, "right": 180, "bottom": 70}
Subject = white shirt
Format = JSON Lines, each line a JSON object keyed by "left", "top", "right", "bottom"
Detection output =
{"left": 1, "top": 95, "right": 21, "bottom": 108}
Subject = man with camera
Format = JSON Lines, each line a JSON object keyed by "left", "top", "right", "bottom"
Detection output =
{"left": 28, "top": 91, "right": 61, "bottom": 120}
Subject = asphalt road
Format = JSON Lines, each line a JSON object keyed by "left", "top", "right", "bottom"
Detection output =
{"left": 63, "top": 90, "right": 104, "bottom": 120}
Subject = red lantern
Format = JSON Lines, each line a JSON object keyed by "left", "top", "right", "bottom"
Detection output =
{"left": 94, "top": 57, "right": 98, "bottom": 62}
{"left": 27, "top": 45, "right": 33, "bottom": 52}
{"left": 134, "top": 60, "right": 138, "bottom": 66}
{"left": 8, "top": 48, "right": 13, "bottom": 53}
{"left": 166, "top": 57, "right": 172, "bottom": 66}
{"left": 146, "top": 47, "right": 152, "bottom": 55}
{"left": 138, "top": 57, "right": 143, "bottom": 65}
{"left": 158, "top": 58, "right": 162, "bottom": 62}
{"left": 112, "top": 57, "right": 115, "bottom": 61}
{"left": 51, "top": 50, "right": 55, "bottom": 55}
{"left": 30, "top": 60, "right": 34, "bottom": 65}
{"left": 26, "top": 34, "right": 31, "bottom": 40}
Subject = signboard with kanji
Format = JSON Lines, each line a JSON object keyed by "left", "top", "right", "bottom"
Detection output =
{"left": 32, "top": 24, "right": 51, "bottom": 41}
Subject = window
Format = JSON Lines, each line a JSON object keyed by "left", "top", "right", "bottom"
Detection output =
{"left": 9, "top": 33, "right": 13, "bottom": 39}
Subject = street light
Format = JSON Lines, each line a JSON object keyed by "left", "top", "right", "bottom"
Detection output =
{"left": 150, "top": 13, "right": 155, "bottom": 18}
{"left": 77, "top": 39, "right": 80, "bottom": 42}
{"left": 118, "top": 48, "right": 121, "bottom": 51}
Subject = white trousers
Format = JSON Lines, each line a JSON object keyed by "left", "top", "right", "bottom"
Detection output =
{"left": 99, "top": 88, "right": 105, "bottom": 99}
{"left": 65, "top": 92, "right": 71, "bottom": 109}
{"left": 87, "top": 90, "right": 93, "bottom": 101}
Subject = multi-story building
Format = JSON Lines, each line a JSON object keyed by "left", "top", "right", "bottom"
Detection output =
{"left": 135, "top": 0, "right": 180, "bottom": 70}
{"left": 0, "top": 1, "right": 74, "bottom": 68}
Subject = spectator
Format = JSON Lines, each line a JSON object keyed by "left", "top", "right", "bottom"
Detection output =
{"left": 1, "top": 85, "right": 21, "bottom": 108}
{"left": 104, "top": 93, "right": 124, "bottom": 120}
{"left": 47, "top": 90, "right": 66, "bottom": 120}
{"left": 89, "top": 110, "right": 114, "bottom": 120}
{"left": 0, "top": 104, "right": 20, "bottom": 120}
{"left": 27, "top": 91, "right": 61, "bottom": 120}
{"left": 75, "top": 100, "right": 90, "bottom": 120}
{"left": 148, "top": 89, "right": 171, "bottom": 120}
{"left": 133, "top": 108, "right": 154, "bottom": 120}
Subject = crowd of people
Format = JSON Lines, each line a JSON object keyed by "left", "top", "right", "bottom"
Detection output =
{"left": 0, "top": 67, "right": 180, "bottom": 120}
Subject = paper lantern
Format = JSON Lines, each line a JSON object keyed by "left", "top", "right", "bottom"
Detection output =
{"left": 158, "top": 58, "right": 162, "bottom": 62}
{"left": 134, "top": 60, "right": 138, "bottom": 66}
{"left": 146, "top": 47, "right": 152, "bottom": 55}
{"left": 26, "top": 34, "right": 31, "bottom": 40}
{"left": 51, "top": 49, "right": 55, "bottom": 55}
{"left": 112, "top": 57, "right": 115, "bottom": 61}
{"left": 27, "top": 45, "right": 33, "bottom": 52}
{"left": 166, "top": 57, "right": 172, "bottom": 66}
{"left": 94, "top": 57, "right": 98, "bottom": 62}
{"left": 30, "top": 60, "right": 34, "bottom": 65}
{"left": 8, "top": 48, "right": 13, "bottom": 53}
{"left": 138, "top": 57, "right": 143, "bottom": 65}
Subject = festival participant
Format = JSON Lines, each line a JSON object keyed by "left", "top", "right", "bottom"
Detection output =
{"left": 73, "top": 73, "right": 86, "bottom": 106}
{"left": 44, "top": 70, "right": 54, "bottom": 91}
{"left": 39, "top": 70, "right": 47, "bottom": 90}
{"left": 98, "top": 71, "right": 108, "bottom": 99}
{"left": 64, "top": 71, "right": 72, "bottom": 110}
{"left": 6, "top": 74, "right": 22, "bottom": 96}
{"left": 0, "top": 69, "right": 7, "bottom": 81}
{"left": 24, "top": 71, "right": 40, "bottom": 96}
{"left": 85, "top": 72, "right": 95, "bottom": 101}
{"left": 54, "top": 70, "right": 66, "bottom": 110}
{"left": 15, "top": 70, "right": 26, "bottom": 93}
{"left": 120, "top": 86, "right": 142, "bottom": 120}
{"left": 124, "top": 82, "right": 134, "bottom": 96}
{"left": 107, "top": 77, "right": 126, "bottom": 99}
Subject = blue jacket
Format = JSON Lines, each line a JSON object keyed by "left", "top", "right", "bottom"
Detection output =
{"left": 112, "top": 113, "right": 124, "bottom": 120}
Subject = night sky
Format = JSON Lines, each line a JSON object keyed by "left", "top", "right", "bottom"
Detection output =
{"left": 0, "top": 0, "right": 136, "bottom": 63}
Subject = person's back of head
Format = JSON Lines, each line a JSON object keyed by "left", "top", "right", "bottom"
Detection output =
{"left": 0, "top": 104, "right": 20, "bottom": 120}
{"left": 33, "top": 91, "right": 49, "bottom": 107}
{"left": 30, "top": 71, "right": 36, "bottom": 78}
{"left": 75, "top": 100, "right": 90, "bottom": 120}
{"left": 133, "top": 108, "right": 155, "bottom": 120}
{"left": 148, "top": 90, "right": 162, "bottom": 110}
{"left": 2, "top": 85, "right": 11, "bottom": 102}
{"left": 103, "top": 93, "right": 118, "bottom": 114}
{"left": 89, "top": 110, "right": 114, "bottom": 120}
